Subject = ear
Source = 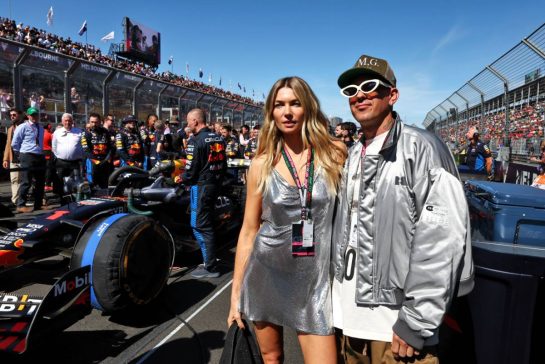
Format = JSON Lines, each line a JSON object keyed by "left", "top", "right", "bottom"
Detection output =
{"left": 388, "top": 88, "right": 399, "bottom": 106}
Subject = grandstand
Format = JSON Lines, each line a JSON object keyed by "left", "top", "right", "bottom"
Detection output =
{"left": 423, "top": 23, "right": 545, "bottom": 158}
{"left": 0, "top": 17, "right": 263, "bottom": 127}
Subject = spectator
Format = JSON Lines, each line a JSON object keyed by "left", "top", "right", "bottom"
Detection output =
{"left": 11, "top": 107, "right": 45, "bottom": 213}
{"left": 183, "top": 126, "right": 192, "bottom": 151}
{"left": 42, "top": 122, "right": 55, "bottom": 193}
{"left": 243, "top": 125, "right": 260, "bottom": 160}
{"left": 52, "top": 113, "right": 83, "bottom": 200}
{"left": 70, "top": 87, "right": 80, "bottom": 114}
{"left": 340, "top": 121, "right": 356, "bottom": 148}
{"left": 0, "top": 16, "right": 265, "bottom": 108}
{"left": 239, "top": 124, "right": 251, "bottom": 149}
{"left": 155, "top": 120, "right": 178, "bottom": 160}
{"left": 333, "top": 54, "right": 471, "bottom": 363}
{"left": 2, "top": 108, "right": 23, "bottom": 207}
{"left": 0, "top": 89, "right": 13, "bottom": 119}
{"left": 334, "top": 124, "right": 342, "bottom": 138}
{"left": 213, "top": 121, "right": 223, "bottom": 135}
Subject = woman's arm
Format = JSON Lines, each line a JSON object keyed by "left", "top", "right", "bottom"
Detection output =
{"left": 227, "top": 156, "right": 264, "bottom": 329}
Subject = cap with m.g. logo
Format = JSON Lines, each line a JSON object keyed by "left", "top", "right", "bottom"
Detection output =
{"left": 337, "top": 54, "right": 397, "bottom": 88}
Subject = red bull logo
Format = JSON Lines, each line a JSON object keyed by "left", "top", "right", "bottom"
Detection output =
{"left": 210, "top": 143, "right": 224, "bottom": 153}
{"left": 0, "top": 239, "right": 25, "bottom": 268}
{"left": 92, "top": 144, "right": 107, "bottom": 155}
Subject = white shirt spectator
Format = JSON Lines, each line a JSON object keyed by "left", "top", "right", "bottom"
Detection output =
{"left": 52, "top": 127, "right": 83, "bottom": 161}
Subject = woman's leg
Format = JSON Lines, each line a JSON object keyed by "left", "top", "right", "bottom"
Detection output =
{"left": 298, "top": 332, "right": 337, "bottom": 364}
{"left": 253, "top": 321, "right": 284, "bottom": 364}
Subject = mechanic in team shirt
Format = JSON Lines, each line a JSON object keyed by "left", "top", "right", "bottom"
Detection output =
{"left": 220, "top": 124, "right": 241, "bottom": 159}
{"left": 465, "top": 127, "right": 493, "bottom": 180}
{"left": 116, "top": 115, "right": 144, "bottom": 168}
{"left": 181, "top": 108, "right": 226, "bottom": 279}
{"left": 81, "top": 113, "right": 114, "bottom": 188}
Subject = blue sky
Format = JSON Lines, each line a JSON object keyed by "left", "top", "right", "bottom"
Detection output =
{"left": 2, "top": 0, "right": 544, "bottom": 126}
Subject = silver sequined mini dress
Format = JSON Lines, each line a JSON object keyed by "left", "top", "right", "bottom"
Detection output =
{"left": 239, "top": 168, "right": 334, "bottom": 335}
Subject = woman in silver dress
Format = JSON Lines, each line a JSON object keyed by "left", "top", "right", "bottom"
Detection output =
{"left": 227, "top": 76, "right": 346, "bottom": 364}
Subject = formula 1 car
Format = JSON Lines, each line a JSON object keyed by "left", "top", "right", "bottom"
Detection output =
{"left": 0, "top": 159, "right": 246, "bottom": 354}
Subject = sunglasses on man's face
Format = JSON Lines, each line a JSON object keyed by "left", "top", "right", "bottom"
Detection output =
{"left": 340, "top": 79, "right": 391, "bottom": 98}
{"left": 10, "top": 113, "right": 17, "bottom": 117}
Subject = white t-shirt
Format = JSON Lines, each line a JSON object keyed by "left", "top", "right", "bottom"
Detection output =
{"left": 52, "top": 127, "right": 83, "bottom": 160}
{"left": 333, "top": 131, "right": 400, "bottom": 341}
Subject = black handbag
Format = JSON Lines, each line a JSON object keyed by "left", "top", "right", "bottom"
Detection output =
{"left": 219, "top": 319, "right": 264, "bottom": 364}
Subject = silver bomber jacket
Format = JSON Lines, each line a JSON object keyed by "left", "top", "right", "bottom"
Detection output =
{"left": 332, "top": 114, "right": 474, "bottom": 349}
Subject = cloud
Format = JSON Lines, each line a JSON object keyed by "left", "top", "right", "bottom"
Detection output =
{"left": 432, "top": 25, "right": 467, "bottom": 55}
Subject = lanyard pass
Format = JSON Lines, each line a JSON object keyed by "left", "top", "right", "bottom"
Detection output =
{"left": 281, "top": 147, "right": 314, "bottom": 221}
{"left": 302, "top": 219, "right": 314, "bottom": 247}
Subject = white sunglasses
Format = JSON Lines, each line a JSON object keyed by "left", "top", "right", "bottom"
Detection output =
{"left": 340, "top": 79, "right": 391, "bottom": 98}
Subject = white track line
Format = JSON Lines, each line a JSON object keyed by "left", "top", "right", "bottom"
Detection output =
{"left": 136, "top": 278, "right": 233, "bottom": 364}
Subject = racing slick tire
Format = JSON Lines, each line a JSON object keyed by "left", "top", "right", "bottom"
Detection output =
{"left": 71, "top": 213, "right": 174, "bottom": 312}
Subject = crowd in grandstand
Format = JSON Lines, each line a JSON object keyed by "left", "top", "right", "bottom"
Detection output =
{"left": 0, "top": 17, "right": 263, "bottom": 107}
{"left": 439, "top": 100, "right": 545, "bottom": 153}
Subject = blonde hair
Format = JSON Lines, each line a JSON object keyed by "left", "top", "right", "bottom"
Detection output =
{"left": 256, "top": 76, "right": 346, "bottom": 195}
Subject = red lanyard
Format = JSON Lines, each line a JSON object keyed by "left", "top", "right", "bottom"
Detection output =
{"left": 282, "top": 147, "right": 314, "bottom": 220}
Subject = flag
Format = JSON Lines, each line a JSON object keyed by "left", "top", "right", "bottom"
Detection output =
{"left": 208, "top": 73, "right": 212, "bottom": 83}
{"left": 219, "top": 77, "right": 222, "bottom": 86}
{"left": 237, "top": 82, "right": 241, "bottom": 90}
{"left": 186, "top": 62, "right": 189, "bottom": 75}
{"left": 46, "top": 6, "right": 54, "bottom": 27}
{"left": 252, "top": 89, "right": 255, "bottom": 97}
{"left": 262, "top": 93, "right": 266, "bottom": 99}
{"left": 168, "top": 56, "right": 173, "bottom": 65}
{"left": 78, "top": 20, "right": 87, "bottom": 36}
{"left": 100, "top": 31, "right": 114, "bottom": 42}
{"left": 199, "top": 68, "right": 203, "bottom": 78}
{"left": 243, "top": 86, "right": 246, "bottom": 93}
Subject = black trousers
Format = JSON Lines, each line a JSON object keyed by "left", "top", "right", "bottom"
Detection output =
{"left": 18, "top": 153, "right": 45, "bottom": 208}
{"left": 54, "top": 158, "right": 82, "bottom": 196}
{"left": 85, "top": 158, "right": 112, "bottom": 189}
{"left": 44, "top": 150, "right": 56, "bottom": 186}
{"left": 190, "top": 184, "right": 220, "bottom": 268}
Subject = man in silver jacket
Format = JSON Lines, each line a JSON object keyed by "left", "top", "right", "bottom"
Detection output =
{"left": 332, "top": 54, "right": 473, "bottom": 364}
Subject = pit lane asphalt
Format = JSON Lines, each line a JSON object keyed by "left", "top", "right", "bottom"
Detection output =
{"left": 0, "top": 182, "right": 304, "bottom": 364}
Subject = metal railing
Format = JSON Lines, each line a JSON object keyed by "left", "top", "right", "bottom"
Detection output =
{"left": 423, "top": 23, "right": 545, "bottom": 155}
